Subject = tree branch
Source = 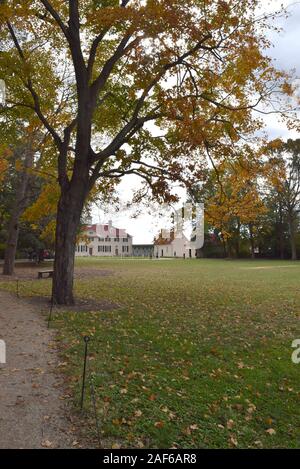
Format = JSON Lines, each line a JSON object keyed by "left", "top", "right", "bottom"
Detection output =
{"left": 67, "top": 0, "right": 88, "bottom": 92}
{"left": 90, "top": 34, "right": 135, "bottom": 105}
{"left": 6, "top": 21, "right": 62, "bottom": 148}
{"left": 39, "top": 0, "right": 69, "bottom": 38}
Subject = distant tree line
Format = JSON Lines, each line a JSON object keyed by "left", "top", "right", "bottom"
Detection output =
{"left": 194, "top": 139, "right": 300, "bottom": 260}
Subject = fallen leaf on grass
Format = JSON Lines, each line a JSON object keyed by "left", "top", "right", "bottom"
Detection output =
{"left": 229, "top": 436, "right": 238, "bottom": 447}
{"left": 266, "top": 428, "right": 276, "bottom": 435}
{"left": 189, "top": 424, "right": 199, "bottom": 431}
{"left": 112, "top": 443, "right": 121, "bottom": 449}
{"left": 226, "top": 419, "right": 234, "bottom": 429}
{"left": 154, "top": 421, "right": 164, "bottom": 429}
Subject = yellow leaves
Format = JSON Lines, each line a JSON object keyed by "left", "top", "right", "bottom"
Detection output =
{"left": 281, "top": 82, "right": 294, "bottom": 97}
{"left": 23, "top": 181, "right": 59, "bottom": 243}
{"left": 204, "top": 151, "right": 268, "bottom": 234}
{"left": 0, "top": 144, "right": 11, "bottom": 182}
{"left": 267, "top": 139, "right": 283, "bottom": 151}
{"left": 87, "top": 3, "right": 135, "bottom": 32}
{"left": 265, "top": 417, "right": 274, "bottom": 427}
{"left": 15, "top": 160, "right": 23, "bottom": 172}
{"left": 111, "top": 442, "right": 122, "bottom": 449}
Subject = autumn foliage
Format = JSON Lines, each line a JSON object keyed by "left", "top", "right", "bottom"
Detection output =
{"left": 0, "top": 0, "right": 294, "bottom": 302}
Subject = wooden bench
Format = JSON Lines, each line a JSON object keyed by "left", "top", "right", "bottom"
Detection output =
{"left": 38, "top": 270, "right": 53, "bottom": 279}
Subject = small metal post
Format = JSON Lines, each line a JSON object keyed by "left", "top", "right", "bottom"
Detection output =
{"left": 80, "top": 336, "right": 90, "bottom": 410}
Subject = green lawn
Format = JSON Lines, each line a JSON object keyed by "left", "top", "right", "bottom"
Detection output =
{"left": 2, "top": 258, "right": 300, "bottom": 448}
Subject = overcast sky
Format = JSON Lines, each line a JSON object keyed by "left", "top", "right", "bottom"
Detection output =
{"left": 92, "top": 1, "right": 300, "bottom": 244}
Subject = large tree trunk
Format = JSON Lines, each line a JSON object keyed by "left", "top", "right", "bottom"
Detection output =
{"left": 3, "top": 148, "right": 33, "bottom": 275}
{"left": 278, "top": 224, "right": 285, "bottom": 260}
{"left": 221, "top": 235, "right": 227, "bottom": 258}
{"left": 52, "top": 182, "right": 87, "bottom": 305}
{"left": 3, "top": 212, "right": 21, "bottom": 275}
{"left": 288, "top": 214, "right": 297, "bottom": 261}
{"left": 278, "top": 204, "right": 285, "bottom": 260}
{"left": 235, "top": 220, "right": 241, "bottom": 258}
{"left": 249, "top": 223, "right": 255, "bottom": 259}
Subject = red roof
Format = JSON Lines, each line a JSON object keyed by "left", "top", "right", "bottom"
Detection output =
{"left": 86, "top": 224, "right": 97, "bottom": 232}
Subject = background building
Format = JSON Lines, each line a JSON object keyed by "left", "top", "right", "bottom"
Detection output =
{"left": 154, "top": 230, "right": 196, "bottom": 258}
{"left": 132, "top": 244, "right": 154, "bottom": 257}
{"left": 76, "top": 221, "right": 133, "bottom": 257}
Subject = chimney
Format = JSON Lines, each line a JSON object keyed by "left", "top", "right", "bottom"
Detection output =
{"left": 108, "top": 220, "right": 113, "bottom": 236}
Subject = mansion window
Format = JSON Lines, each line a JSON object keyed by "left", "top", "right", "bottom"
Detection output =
{"left": 98, "top": 245, "right": 111, "bottom": 252}
{"left": 122, "top": 245, "right": 129, "bottom": 253}
{"left": 122, "top": 238, "right": 128, "bottom": 242}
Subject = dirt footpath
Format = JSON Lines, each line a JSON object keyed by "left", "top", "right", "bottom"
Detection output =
{"left": 0, "top": 290, "right": 78, "bottom": 449}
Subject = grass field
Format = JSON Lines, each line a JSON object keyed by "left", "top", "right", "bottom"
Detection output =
{"left": 1, "top": 258, "right": 300, "bottom": 448}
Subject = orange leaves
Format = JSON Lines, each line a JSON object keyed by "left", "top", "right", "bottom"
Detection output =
{"left": 1, "top": 0, "right": 294, "bottom": 265}
{"left": 0, "top": 146, "right": 10, "bottom": 182}
{"left": 267, "top": 139, "right": 284, "bottom": 151}
{"left": 281, "top": 82, "right": 294, "bottom": 97}
{"left": 22, "top": 181, "right": 59, "bottom": 243}
{"left": 87, "top": 5, "right": 133, "bottom": 31}
{"left": 154, "top": 421, "right": 164, "bottom": 429}
{"left": 203, "top": 152, "right": 267, "bottom": 235}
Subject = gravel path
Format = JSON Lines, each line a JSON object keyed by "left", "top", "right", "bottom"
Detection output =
{"left": 0, "top": 290, "right": 78, "bottom": 449}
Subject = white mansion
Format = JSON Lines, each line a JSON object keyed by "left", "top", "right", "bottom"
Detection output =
{"left": 76, "top": 221, "right": 133, "bottom": 257}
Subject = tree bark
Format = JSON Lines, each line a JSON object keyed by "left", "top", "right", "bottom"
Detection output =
{"left": 3, "top": 210, "right": 22, "bottom": 275}
{"left": 288, "top": 214, "right": 297, "bottom": 260}
{"left": 3, "top": 148, "right": 33, "bottom": 275}
{"left": 278, "top": 223, "right": 285, "bottom": 260}
{"left": 278, "top": 203, "right": 285, "bottom": 259}
{"left": 52, "top": 181, "right": 87, "bottom": 305}
{"left": 235, "top": 219, "right": 241, "bottom": 258}
{"left": 221, "top": 236, "right": 227, "bottom": 258}
{"left": 249, "top": 223, "right": 255, "bottom": 259}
